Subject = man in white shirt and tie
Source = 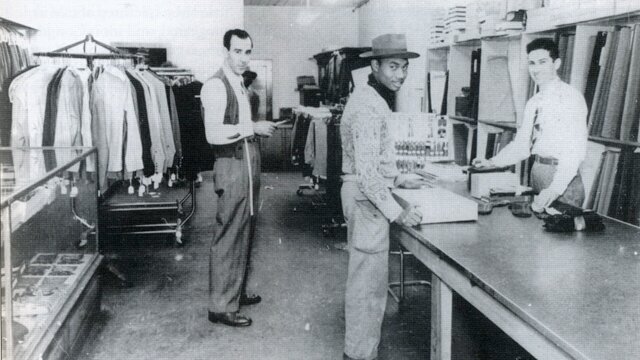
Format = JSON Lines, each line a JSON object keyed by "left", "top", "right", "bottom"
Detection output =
{"left": 201, "top": 29, "right": 276, "bottom": 327}
{"left": 473, "top": 38, "right": 588, "bottom": 213}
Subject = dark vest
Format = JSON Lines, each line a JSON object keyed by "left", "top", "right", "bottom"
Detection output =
{"left": 211, "top": 68, "right": 239, "bottom": 125}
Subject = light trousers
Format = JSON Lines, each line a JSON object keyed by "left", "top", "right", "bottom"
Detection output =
{"left": 341, "top": 180, "right": 390, "bottom": 360}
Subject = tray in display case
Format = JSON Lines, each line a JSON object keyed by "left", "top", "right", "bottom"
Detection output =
{"left": 1, "top": 147, "right": 102, "bottom": 360}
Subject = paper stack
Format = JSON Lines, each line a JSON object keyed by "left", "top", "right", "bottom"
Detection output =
{"left": 429, "top": 13, "right": 446, "bottom": 46}
{"left": 444, "top": 6, "right": 467, "bottom": 43}
{"left": 393, "top": 187, "right": 478, "bottom": 224}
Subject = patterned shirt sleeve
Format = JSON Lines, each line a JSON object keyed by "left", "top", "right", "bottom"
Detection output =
{"left": 352, "top": 111, "right": 403, "bottom": 221}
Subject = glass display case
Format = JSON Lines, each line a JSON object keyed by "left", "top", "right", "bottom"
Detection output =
{"left": 1, "top": 147, "right": 102, "bottom": 360}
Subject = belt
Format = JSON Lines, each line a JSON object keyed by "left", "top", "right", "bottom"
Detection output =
{"left": 212, "top": 136, "right": 258, "bottom": 159}
{"left": 534, "top": 155, "right": 559, "bottom": 166}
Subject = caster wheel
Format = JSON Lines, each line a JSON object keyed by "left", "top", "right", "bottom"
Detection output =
{"left": 175, "top": 227, "right": 183, "bottom": 246}
{"left": 296, "top": 189, "right": 303, "bottom": 196}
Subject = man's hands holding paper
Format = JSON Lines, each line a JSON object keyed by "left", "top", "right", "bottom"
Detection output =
{"left": 253, "top": 121, "right": 277, "bottom": 137}
{"left": 394, "top": 173, "right": 432, "bottom": 189}
{"left": 394, "top": 205, "right": 422, "bottom": 227}
{"left": 471, "top": 157, "right": 494, "bottom": 168}
{"left": 393, "top": 173, "right": 428, "bottom": 227}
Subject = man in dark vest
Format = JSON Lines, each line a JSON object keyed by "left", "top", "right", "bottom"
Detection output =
{"left": 201, "top": 29, "right": 276, "bottom": 327}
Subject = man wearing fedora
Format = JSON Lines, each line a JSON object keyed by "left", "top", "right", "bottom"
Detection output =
{"left": 340, "top": 33, "right": 428, "bottom": 360}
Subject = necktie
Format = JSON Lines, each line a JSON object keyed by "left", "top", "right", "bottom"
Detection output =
{"left": 530, "top": 107, "right": 541, "bottom": 153}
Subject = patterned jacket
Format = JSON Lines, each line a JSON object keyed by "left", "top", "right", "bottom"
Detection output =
{"left": 341, "top": 82, "right": 402, "bottom": 222}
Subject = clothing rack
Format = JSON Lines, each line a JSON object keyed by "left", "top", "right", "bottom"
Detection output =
{"left": 33, "top": 34, "right": 142, "bottom": 69}
{"left": 33, "top": 35, "right": 196, "bottom": 245}
{"left": 291, "top": 108, "right": 345, "bottom": 237}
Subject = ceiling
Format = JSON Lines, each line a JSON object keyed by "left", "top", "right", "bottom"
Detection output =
{"left": 244, "top": 0, "right": 359, "bottom": 7}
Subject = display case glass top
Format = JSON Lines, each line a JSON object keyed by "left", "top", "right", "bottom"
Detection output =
{"left": 1, "top": 146, "right": 100, "bottom": 360}
{"left": 1, "top": 147, "right": 95, "bottom": 207}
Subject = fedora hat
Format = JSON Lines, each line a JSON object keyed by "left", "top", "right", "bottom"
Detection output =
{"left": 360, "top": 34, "right": 419, "bottom": 59}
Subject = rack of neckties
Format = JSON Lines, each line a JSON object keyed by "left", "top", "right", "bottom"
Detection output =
{"left": 392, "top": 113, "right": 454, "bottom": 173}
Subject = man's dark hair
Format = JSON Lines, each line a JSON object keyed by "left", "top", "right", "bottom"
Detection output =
{"left": 223, "top": 29, "right": 253, "bottom": 50}
{"left": 526, "top": 38, "right": 559, "bottom": 60}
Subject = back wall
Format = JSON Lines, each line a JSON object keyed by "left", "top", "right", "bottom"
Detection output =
{"left": 245, "top": 6, "right": 359, "bottom": 117}
{"left": 1, "top": 0, "right": 244, "bottom": 81}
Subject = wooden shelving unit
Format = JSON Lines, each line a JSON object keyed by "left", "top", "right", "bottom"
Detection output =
{"left": 449, "top": 115, "right": 477, "bottom": 126}
{"left": 477, "top": 119, "right": 517, "bottom": 130}
{"left": 588, "top": 136, "right": 640, "bottom": 148}
{"left": 425, "top": 3, "right": 640, "bottom": 225}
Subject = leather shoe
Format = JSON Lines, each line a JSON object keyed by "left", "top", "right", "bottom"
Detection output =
{"left": 240, "top": 294, "right": 262, "bottom": 306}
{"left": 208, "top": 311, "right": 252, "bottom": 327}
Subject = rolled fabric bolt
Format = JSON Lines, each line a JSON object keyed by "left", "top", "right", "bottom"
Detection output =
{"left": 128, "top": 185, "right": 134, "bottom": 194}
{"left": 168, "top": 179, "right": 173, "bottom": 188}
{"left": 138, "top": 185, "right": 146, "bottom": 197}
{"left": 171, "top": 173, "right": 176, "bottom": 181}
{"left": 574, "top": 216, "right": 586, "bottom": 231}
{"left": 70, "top": 186, "right": 78, "bottom": 197}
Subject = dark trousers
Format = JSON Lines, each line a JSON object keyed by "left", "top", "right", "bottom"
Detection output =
{"left": 209, "top": 140, "right": 260, "bottom": 313}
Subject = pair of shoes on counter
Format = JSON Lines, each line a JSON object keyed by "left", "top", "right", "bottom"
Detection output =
{"left": 509, "top": 201, "right": 532, "bottom": 218}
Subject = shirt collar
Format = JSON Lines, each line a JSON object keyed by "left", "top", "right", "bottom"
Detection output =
{"left": 222, "top": 63, "right": 242, "bottom": 85}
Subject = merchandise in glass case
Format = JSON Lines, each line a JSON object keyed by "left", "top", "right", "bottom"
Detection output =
{"left": 1, "top": 147, "right": 102, "bottom": 360}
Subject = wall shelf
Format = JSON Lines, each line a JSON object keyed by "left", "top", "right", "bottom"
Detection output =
{"left": 478, "top": 119, "right": 518, "bottom": 130}
{"left": 428, "top": 43, "right": 450, "bottom": 50}
{"left": 449, "top": 115, "right": 477, "bottom": 126}
{"left": 588, "top": 136, "right": 640, "bottom": 148}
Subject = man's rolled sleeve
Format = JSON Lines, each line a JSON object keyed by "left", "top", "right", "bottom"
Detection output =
{"left": 547, "top": 94, "right": 588, "bottom": 195}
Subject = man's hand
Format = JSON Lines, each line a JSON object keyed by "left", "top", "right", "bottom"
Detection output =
{"left": 394, "top": 206, "right": 422, "bottom": 227}
{"left": 253, "top": 121, "right": 277, "bottom": 137}
{"left": 532, "top": 188, "right": 560, "bottom": 211}
{"left": 471, "top": 158, "right": 494, "bottom": 168}
{"left": 394, "top": 173, "right": 431, "bottom": 189}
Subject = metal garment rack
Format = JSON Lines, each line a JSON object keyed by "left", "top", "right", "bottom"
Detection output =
{"left": 33, "top": 34, "right": 142, "bottom": 67}
{"left": 99, "top": 180, "right": 196, "bottom": 244}
{"left": 34, "top": 35, "right": 196, "bottom": 245}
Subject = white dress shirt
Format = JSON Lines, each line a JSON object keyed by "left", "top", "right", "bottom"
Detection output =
{"left": 201, "top": 64, "right": 253, "bottom": 145}
{"left": 491, "top": 78, "right": 588, "bottom": 195}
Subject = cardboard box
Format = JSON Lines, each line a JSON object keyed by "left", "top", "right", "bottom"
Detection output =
{"left": 470, "top": 171, "right": 520, "bottom": 199}
{"left": 393, "top": 188, "right": 478, "bottom": 224}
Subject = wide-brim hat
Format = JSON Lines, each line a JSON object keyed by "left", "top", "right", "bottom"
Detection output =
{"left": 359, "top": 34, "right": 419, "bottom": 59}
